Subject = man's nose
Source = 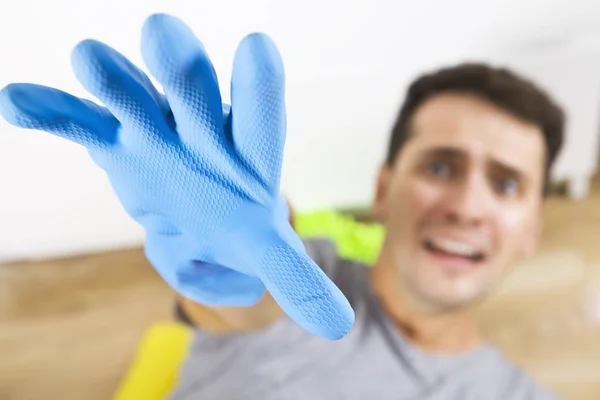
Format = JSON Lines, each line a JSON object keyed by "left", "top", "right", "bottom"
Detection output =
{"left": 442, "top": 173, "right": 493, "bottom": 226}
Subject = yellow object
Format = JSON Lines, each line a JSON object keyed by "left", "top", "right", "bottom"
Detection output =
{"left": 113, "top": 322, "right": 193, "bottom": 400}
{"left": 295, "top": 210, "right": 384, "bottom": 265}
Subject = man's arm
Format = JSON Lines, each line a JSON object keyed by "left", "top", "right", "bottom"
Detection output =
{"left": 176, "top": 199, "right": 296, "bottom": 333}
{"left": 0, "top": 15, "right": 355, "bottom": 340}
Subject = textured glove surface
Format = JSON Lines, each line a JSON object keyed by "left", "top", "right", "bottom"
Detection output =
{"left": 0, "top": 13, "right": 354, "bottom": 340}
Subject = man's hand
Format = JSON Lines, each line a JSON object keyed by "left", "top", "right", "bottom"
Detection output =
{"left": 0, "top": 13, "right": 354, "bottom": 340}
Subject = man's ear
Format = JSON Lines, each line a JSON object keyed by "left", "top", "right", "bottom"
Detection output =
{"left": 371, "top": 163, "right": 391, "bottom": 223}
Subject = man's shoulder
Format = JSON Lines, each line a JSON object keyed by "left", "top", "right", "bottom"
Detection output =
{"left": 475, "top": 346, "right": 560, "bottom": 399}
{"left": 500, "top": 366, "right": 559, "bottom": 400}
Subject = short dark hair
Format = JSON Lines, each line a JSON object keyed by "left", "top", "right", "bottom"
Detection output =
{"left": 386, "top": 62, "right": 565, "bottom": 195}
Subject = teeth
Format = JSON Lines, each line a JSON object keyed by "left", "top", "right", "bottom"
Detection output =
{"left": 429, "top": 239, "right": 480, "bottom": 257}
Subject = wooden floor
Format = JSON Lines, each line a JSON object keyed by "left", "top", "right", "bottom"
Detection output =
{"left": 1, "top": 177, "right": 599, "bottom": 400}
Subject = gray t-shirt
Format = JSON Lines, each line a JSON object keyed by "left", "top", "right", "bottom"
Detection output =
{"left": 170, "top": 238, "right": 558, "bottom": 400}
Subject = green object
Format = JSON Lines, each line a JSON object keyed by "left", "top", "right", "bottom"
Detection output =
{"left": 295, "top": 210, "right": 385, "bottom": 266}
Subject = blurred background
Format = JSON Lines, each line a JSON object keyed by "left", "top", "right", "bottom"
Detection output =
{"left": 0, "top": 0, "right": 599, "bottom": 399}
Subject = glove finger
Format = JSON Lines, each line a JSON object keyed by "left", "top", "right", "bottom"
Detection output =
{"left": 145, "top": 229, "right": 267, "bottom": 306}
{"left": 141, "top": 13, "right": 225, "bottom": 153}
{"left": 0, "top": 83, "right": 118, "bottom": 148}
{"left": 258, "top": 241, "right": 355, "bottom": 340}
{"left": 231, "top": 33, "right": 286, "bottom": 193}
{"left": 71, "top": 39, "right": 172, "bottom": 147}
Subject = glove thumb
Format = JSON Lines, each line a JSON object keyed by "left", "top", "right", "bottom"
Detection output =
{"left": 256, "top": 238, "right": 355, "bottom": 340}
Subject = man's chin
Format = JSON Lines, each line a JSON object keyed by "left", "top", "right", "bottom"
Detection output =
{"left": 410, "top": 283, "right": 487, "bottom": 313}
{"left": 409, "top": 259, "right": 492, "bottom": 310}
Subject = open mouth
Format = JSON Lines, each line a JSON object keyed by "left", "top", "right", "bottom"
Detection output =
{"left": 424, "top": 238, "right": 486, "bottom": 263}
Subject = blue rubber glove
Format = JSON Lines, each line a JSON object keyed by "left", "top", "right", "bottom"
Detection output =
{"left": 0, "top": 13, "right": 354, "bottom": 340}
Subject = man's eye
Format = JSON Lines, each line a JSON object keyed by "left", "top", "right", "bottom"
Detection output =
{"left": 496, "top": 178, "right": 519, "bottom": 195}
{"left": 426, "top": 161, "right": 451, "bottom": 177}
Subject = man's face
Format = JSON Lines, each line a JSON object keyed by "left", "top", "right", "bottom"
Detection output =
{"left": 374, "top": 93, "right": 546, "bottom": 311}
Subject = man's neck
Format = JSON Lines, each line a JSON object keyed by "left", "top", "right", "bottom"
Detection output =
{"left": 370, "top": 251, "right": 482, "bottom": 354}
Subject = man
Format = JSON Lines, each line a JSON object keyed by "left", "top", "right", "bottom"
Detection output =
{"left": 0, "top": 13, "right": 563, "bottom": 399}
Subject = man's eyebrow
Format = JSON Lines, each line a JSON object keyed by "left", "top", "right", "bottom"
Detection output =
{"left": 419, "top": 146, "right": 465, "bottom": 159}
{"left": 489, "top": 159, "right": 526, "bottom": 181}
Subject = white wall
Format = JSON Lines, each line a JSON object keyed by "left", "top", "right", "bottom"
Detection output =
{"left": 1, "top": 0, "right": 600, "bottom": 261}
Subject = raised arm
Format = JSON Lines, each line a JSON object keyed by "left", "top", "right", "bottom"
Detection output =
{"left": 0, "top": 13, "right": 354, "bottom": 340}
